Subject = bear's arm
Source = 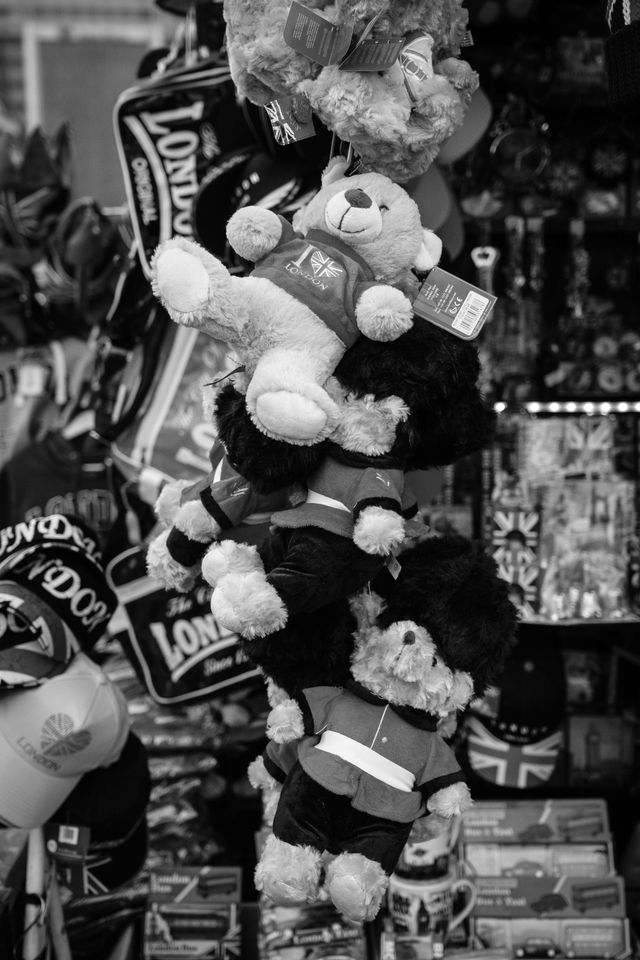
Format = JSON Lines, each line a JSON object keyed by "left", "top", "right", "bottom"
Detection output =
{"left": 416, "top": 734, "right": 467, "bottom": 804}
{"left": 202, "top": 472, "right": 262, "bottom": 530}
{"left": 300, "top": 686, "right": 343, "bottom": 736}
{"left": 353, "top": 467, "right": 404, "bottom": 521}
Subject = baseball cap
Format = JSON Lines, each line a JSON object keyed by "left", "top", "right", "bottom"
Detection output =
{"left": 0, "top": 580, "right": 78, "bottom": 688}
{"left": 0, "top": 652, "right": 130, "bottom": 828}
{"left": 0, "top": 516, "right": 118, "bottom": 680}
{"left": 464, "top": 634, "right": 566, "bottom": 790}
{"left": 50, "top": 731, "right": 150, "bottom": 893}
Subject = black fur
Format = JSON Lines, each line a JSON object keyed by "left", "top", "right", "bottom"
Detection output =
{"left": 372, "top": 535, "right": 519, "bottom": 697}
{"left": 214, "top": 382, "right": 326, "bottom": 493}
{"left": 334, "top": 319, "right": 496, "bottom": 470}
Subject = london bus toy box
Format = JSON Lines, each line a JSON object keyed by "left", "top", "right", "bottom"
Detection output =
{"left": 472, "top": 917, "right": 631, "bottom": 960}
{"left": 461, "top": 801, "right": 610, "bottom": 845}
{"left": 468, "top": 875, "right": 626, "bottom": 920}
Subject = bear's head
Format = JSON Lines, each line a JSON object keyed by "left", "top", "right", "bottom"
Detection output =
{"left": 356, "top": 534, "right": 519, "bottom": 707}
{"left": 292, "top": 159, "right": 441, "bottom": 284}
{"left": 332, "top": 317, "right": 495, "bottom": 469}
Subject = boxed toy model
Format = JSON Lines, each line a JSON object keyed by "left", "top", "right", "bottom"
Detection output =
{"left": 472, "top": 916, "right": 631, "bottom": 959}
{"left": 461, "top": 801, "right": 610, "bottom": 844}
{"left": 463, "top": 844, "right": 614, "bottom": 879}
{"left": 471, "top": 876, "right": 625, "bottom": 919}
{"left": 259, "top": 901, "right": 367, "bottom": 960}
{"left": 144, "top": 866, "right": 242, "bottom": 959}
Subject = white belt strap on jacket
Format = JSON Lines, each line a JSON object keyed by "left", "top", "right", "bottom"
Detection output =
{"left": 315, "top": 730, "right": 415, "bottom": 792}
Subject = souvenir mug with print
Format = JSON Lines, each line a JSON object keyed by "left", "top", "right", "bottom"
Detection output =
{"left": 388, "top": 869, "right": 476, "bottom": 938}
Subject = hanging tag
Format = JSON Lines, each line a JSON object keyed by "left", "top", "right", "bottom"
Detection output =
{"left": 387, "top": 555, "right": 402, "bottom": 579}
{"left": 45, "top": 823, "right": 91, "bottom": 862}
{"left": 413, "top": 266, "right": 497, "bottom": 340}
{"left": 339, "top": 13, "right": 403, "bottom": 72}
{"left": 17, "top": 362, "right": 47, "bottom": 399}
{"left": 283, "top": 2, "right": 353, "bottom": 65}
{"left": 339, "top": 36, "right": 404, "bottom": 71}
{"left": 264, "top": 95, "right": 315, "bottom": 146}
{"left": 398, "top": 32, "right": 435, "bottom": 102}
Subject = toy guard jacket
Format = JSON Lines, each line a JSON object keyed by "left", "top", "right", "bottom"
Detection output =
{"left": 251, "top": 216, "right": 381, "bottom": 349}
{"left": 295, "top": 681, "right": 466, "bottom": 823}
{"left": 165, "top": 440, "right": 292, "bottom": 568}
{"left": 270, "top": 451, "right": 416, "bottom": 539}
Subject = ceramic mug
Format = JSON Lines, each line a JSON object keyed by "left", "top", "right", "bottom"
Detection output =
{"left": 388, "top": 870, "right": 477, "bottom": 937}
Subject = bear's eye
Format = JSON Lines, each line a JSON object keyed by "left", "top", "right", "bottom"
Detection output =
{"left": 379, "top": 204, "right": 389, "bottom": 213}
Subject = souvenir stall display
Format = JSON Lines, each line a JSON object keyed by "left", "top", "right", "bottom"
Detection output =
{"left": 0, "top": 1, "right": 639, "bottom": 960}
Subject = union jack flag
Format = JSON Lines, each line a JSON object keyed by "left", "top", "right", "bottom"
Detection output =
{"left": 264, "top": 100, "right": 297, "bottom": 146}
{"left": 310, "top": 249, "right": 343, "bottom": 279}
{"left": 466, "top": 716, "right": 562, "bottom": 788}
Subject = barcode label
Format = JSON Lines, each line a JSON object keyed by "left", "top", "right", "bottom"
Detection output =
{"left": 59, "top": 825, "right": 79, "bottom": 845}
{"left": 452, "top": 291, "right": 490, "bottom": 335}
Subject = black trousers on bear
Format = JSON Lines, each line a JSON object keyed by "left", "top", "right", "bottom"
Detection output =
{"left": 272, "top": 761, "right": 413, "bottom": 875}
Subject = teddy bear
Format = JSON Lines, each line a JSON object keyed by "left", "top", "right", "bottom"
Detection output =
{"left": 150, "top": 157, "right": 442, "bottom": 447}
{"left": 251, "top": 533, "right": 518, "bottom": 923}
{"left": 204, "top": 314, "right": 495, "bottom": 642}
{"left": 146, "top": 382, "right": 327, "bottom": 592}
{"left": 222, "top": 0, "right": 478, "bottom": 182}
{"left": 145, "top": 372, "right": 411, "bottom": 592}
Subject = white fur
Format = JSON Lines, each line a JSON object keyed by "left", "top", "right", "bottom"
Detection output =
{"left": 332, "top": 392, "right": 409, "bottom": 456}
{"left": 353, "top": 507, "right": 405, "bottom": 555}
{"left": 324, "top": 189, "right": 383, "bottom": 242}
{"left": 146, "top": 530, "right": 199, "bottom": 592}
{"left": 247, "top": 756, "right": 281, "bottom": 826}
{"left": 211, "top": 571, "right": 288, "bottom": 638}
{"left": 266, "top": 700, "right": 304, "bottom": 742}
{"left": 154, "top": 479, "right": 192, "bottom": 527}
{"left": 174, "top": 500, "right": 220, "bottom": 541}
{"left": 201, "top": 540, "right": 262, "bottom": 587}
{"left": 428, "top": 781, "right": 472, "bottom": 818}
{"left": 226, "top": 206, "right": 283, "bottom": 261}
{"left": 414, "top": 229, "right": 443, "bottom": 272}
{"left": 325, "top": 852, "right": 388, "bottom": 922}
{"left": 355, "top": 284, "right": 413, "bottom": 341}
{"left": 255, "top": 834, "right": 322, "bottom": 904}
{"left": 263, "top": 673, "right": 291, "bottom": 709}
{"left": 152, "top": 238, "right": 244, "bottom": 339}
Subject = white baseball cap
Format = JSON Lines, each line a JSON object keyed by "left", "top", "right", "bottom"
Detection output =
{"left": 0, "top": 652, "right": 129, "bottom": 828}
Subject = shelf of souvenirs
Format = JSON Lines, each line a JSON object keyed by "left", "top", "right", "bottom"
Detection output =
{"left": 464, "top": 214, "right": 640, "bottom": 236}
{"left": 519, "top": 614, "right": 640, "bottom": 629}
{"left": 494, "top": 400, "right": 640, "bottom": 416}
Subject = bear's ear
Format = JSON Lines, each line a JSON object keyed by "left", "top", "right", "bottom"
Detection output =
{"left": 321, "top": 156, "right": 349, "bottom": 186}
{"left": 349, "top": 589, "right": 385, "bottom": 630}
{"left": 414, "top": 228, "right": 443, "bottom": 273}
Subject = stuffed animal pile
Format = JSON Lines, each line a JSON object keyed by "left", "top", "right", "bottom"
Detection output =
{"left": 144, "top": 152, "right": 518, "bottom": 923}
{"left": 222, "top": 0, "right": 478, "bottom": 181}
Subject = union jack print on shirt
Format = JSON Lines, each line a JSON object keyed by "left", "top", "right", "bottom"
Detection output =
{"left": 310, "top": 249, "right": 344, "bottom": 279}
{"left": 466, "top": 716, "right": 561, "bottom": 788}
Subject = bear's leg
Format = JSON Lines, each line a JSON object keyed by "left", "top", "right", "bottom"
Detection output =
{"left": 247, "top": 347, "right": 342, "bottom": 445}
{"left": 211, "top": 569, "right": 287, "bottom": 638}
{"left": 255, "top": 834, "right": 323, "bottom": 904}
{"left": 201, "top": 540, "right": 263, "bottom": 588}
{"left": 256, "top": 762, "right": 332, "bottom": 905}
{"left": 325, "top": 853, "right": 389, "bottom": 922}
{"left": 324, "top": 807, "right": 412, "bottom": 921}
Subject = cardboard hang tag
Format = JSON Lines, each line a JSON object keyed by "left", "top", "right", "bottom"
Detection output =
{"left": 413, "top": 266, "right": 497, "bottom": 340}
{"left": 45, "top": 823, "right": 91, "bottom": 862}
{"left": 339, "top": 10, "right": 403, "bottom": 72}
{"left": 264, "top": 95, "right": 315, "bottom": 145}
{"left": 283, "top": 1, "right": 353, "bottom": 66}
{"left": 284, "top": 2, "right": 403, "bottom": 72}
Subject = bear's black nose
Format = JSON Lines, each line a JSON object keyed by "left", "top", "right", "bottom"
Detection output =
{"left": 344, "top": 188, "right": 372, "bottom": 209}
{"left": 403, "top": 630, "right": 416, "bottom": 645}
